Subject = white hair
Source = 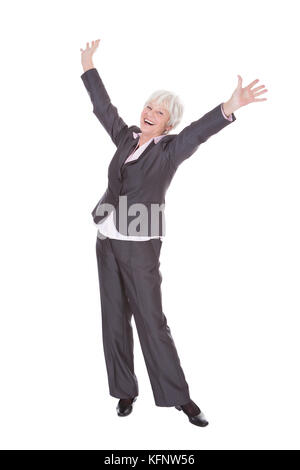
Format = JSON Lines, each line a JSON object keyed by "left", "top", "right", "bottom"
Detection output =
{"left": 143, "top": 89, "right": 184, "bottom": 134}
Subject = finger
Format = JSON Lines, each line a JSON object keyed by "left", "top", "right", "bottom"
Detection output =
{"left": 252, "top": 85, "right": 266, "bottom": 92}
{"left": 253, "top": 98, "right": 267, "bottom": 102}
{"left": 254, "top": 89, "right": 268, "bottom": 97}
{"left": 237, "top": 74, "right": 242, "bottom": 87}
{"left": 247, "top": 79, "right": 260, "bottom": 89}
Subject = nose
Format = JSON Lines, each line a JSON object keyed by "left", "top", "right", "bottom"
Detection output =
{"left": 145, "top": 114, "right": 154, "bottom": 122}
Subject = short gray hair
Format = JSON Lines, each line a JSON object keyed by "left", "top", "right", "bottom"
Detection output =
{"left": 143, "top": 89, "right": 184, "bottom": 134}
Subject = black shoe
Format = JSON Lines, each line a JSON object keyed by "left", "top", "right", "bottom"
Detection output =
{"left": 175, "top": 400, "right": 209, "bottom": 427}
{"left": 116, "top": 396, "right": 137, "bottom": 417}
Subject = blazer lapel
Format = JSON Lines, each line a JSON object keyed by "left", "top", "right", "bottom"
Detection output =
{"left": 117, "top": 138, "right": 138, "bottom": 180}
{"left": 123, "top": 139, "right": 156, "bottom": 167}
{"left": 118, "top": 137, "right": 156, "bottom": 179}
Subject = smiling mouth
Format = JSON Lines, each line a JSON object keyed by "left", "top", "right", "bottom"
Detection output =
{"left": 144, "top": 119, "right": 155, "bottom": 126}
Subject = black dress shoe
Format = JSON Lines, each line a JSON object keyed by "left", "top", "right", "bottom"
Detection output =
{"left": 175, "top": 400, "right": 209, "bottom": 427}
{"left": 116, "top": 397, "right": 137, "bottom": 417}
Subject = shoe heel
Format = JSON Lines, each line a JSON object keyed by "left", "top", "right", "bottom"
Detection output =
{"left": 175, "top": 405, "right": 182, "bottom": 411}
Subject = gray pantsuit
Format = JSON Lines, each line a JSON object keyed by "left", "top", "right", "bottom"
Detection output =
{"left": 81, "top": 67, "right": 236, "bottom": 408}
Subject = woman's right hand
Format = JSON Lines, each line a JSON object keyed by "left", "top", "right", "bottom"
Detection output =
{"left": 80, "top": 39, "right": 101, "bottom": 71}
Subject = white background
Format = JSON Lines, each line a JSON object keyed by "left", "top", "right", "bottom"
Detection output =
{"left": 1, "top": 0, "right": 299, "bottom": 450}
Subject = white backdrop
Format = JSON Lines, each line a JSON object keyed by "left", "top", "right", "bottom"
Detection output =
{"left": 1, "top": 0, "right": 299, "bottom": 450}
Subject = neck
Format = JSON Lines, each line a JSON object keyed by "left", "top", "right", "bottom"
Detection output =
{"left": 138, "top": 135, "right": 153, "bottom": 147}
{"left": 139, "top": 132, "right": 163, "bottom": 147}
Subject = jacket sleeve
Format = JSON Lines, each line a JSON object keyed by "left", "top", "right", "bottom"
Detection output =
{"left": 166, "top": 103, "right": 236, "bottom": 171}
{"left": 81, "top": 67, "right": 128, "bottom": 147}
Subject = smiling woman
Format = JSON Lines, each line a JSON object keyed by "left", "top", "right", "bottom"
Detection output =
{"left": 80, "top": 38, "right": 232, "bottom": 428}
{"left": 80, "top": 37, "right": 267, "bottom": 429}
{"left": 80, "top": 37, "right": 235, "bottom": 428}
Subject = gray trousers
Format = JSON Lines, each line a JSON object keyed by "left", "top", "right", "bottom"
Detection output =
{"left": 95, "top": 235, "right": 191, "bottom": 407}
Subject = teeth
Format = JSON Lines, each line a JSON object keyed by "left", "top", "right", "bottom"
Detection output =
{"left": 145, "top": 119, "right": 154, "bottom": 125}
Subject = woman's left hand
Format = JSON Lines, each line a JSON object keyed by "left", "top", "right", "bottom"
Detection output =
{"left": 228, "top": 75, "right": 268, "bottom": 112}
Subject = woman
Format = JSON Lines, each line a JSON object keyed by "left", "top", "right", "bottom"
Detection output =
{"left": 80, "top": 39, "right": 268, "bottom": 427}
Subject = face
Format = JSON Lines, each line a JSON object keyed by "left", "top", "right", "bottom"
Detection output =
{"left": 140, "top": 100, "right": 173, "bottom": 138}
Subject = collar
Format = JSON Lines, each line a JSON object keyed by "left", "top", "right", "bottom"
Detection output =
{"left": 132, "top": 131, "right": 166, "bottom": 144}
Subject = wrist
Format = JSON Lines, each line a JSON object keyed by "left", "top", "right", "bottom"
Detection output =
{"left": 223, "top": 99, "right": 237, "bottom": 117}
{"left": 82, "top": 57, "right": 95, "bottom": 73}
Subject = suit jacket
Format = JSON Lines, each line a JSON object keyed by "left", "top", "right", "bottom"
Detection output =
{"left": 81, "top": 68, "right": 236, "bottom": 237}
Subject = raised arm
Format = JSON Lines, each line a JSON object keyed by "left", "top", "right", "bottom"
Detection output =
{"left": 166, "top": 74, "right": 268, "bottom": 171}
{"left": 166, "top": 103, "right": 236, "bottom": 171}
{"left": 80, "top": 39, "right": 128, "bottom": 147}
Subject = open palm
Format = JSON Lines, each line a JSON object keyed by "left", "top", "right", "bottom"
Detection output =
{"left": 230, "top": 75, "right": 268, "bottom": 109}
{"left": 80, "top": 39, "right": 101, "bottom": 58}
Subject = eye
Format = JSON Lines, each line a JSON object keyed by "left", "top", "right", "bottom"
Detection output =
{"left": 159, "top": 111, "right": 163, "bottom": 115}
{"left": 147, "top": 106, "right": 152, "bottom": 110}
